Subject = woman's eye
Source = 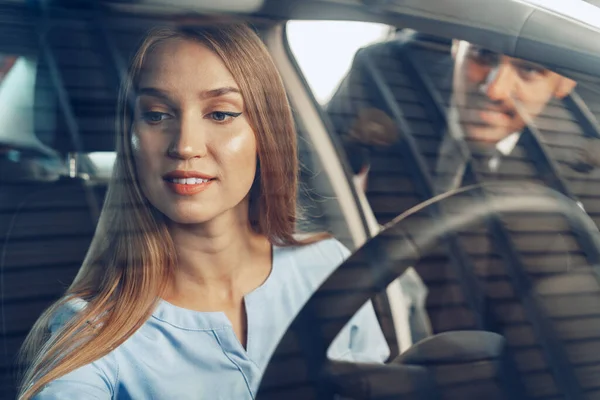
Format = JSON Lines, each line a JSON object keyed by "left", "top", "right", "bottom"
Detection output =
{"left": 208, "top": 111, "right": 242, "bottom": 123}
{"left": 142, "top": 111, "right": 170, "bottom": 124}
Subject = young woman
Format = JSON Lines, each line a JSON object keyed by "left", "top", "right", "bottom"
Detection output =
{"left": 18, "top": 23, "right": 389, "bottom": 399}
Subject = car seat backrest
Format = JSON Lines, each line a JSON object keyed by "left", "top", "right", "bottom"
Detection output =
{"left": 326, "top": 31, "right": 600, "bottom": 399}
{"left": 0, "top": 177, "right": 103, "bottom": 400}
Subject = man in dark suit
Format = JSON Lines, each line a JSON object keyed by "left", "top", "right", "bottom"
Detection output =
{"left": 452, "top": 40, "right": 576, "bottom": 146}
{"left": 328, "top": 31, "right": 583, "bottom": 192}
{"left": 326, "top": 30, "right": 600, "bottom": 345}
{"left": 433, "top": 39, "right": 580, "bottom": 193}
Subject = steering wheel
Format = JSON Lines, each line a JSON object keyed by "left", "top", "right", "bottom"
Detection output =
{"left": 256, "top": 183, "right": 600, "bottom": 399}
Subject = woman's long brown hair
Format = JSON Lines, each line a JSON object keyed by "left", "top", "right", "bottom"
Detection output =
{"left": 18, "top": 23, "right": 324, "bottom": 399}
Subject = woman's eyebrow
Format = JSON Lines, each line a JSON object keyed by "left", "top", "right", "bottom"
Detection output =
{"left": 136, "top": 86, "right": 242, "bottom": 104}
{"left": 136, "top": 87, "right": 173, "bottom": 102}
{"left": 201, "top": 86, "right": 241, "bottom": 99}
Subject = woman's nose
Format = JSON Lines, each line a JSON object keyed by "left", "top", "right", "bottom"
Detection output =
{"left": 167, "top": 112, "right": 207, "bottom": 159}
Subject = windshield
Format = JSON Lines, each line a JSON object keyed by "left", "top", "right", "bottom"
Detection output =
{"left": 3, "top": 2, "right": 600, "bottom": 399}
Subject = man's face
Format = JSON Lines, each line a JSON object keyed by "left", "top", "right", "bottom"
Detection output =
{"left": 452, "top": 41, "right": 576, "bottom": 145}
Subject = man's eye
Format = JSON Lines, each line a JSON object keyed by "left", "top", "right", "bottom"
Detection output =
{"left": 208, "top": 111, "right": 242, "bottom": 123}
{"left": 142, "top": 111, "right": 170, "bottom": 124}
{"left": 518, "top": 65, "right": 546, "bottom": 79}
{"left": 470, "top": 48, "right": 498, "bottom": 66}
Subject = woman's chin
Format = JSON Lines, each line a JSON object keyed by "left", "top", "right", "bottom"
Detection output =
{"left": 162, "top": 207, "right": 217, "bottom": 226}
{"left": 154, "top": 196, "right": 249, "bottom": 227}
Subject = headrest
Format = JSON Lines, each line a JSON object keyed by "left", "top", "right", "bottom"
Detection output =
{"left": 0, "top": 56, "right": 59, "bottom": 159}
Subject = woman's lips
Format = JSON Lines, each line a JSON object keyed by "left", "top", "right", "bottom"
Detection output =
{"left": 164, "top": 178, "right": 214, "bottom": 195}
{"left": 162, "top": 170, "right": 216, "bottom": 195}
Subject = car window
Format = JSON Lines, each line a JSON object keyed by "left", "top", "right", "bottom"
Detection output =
{"left": 287, "top": 20, "right": 392, "bottom": 104}
{"left": 288, "top": 21, "right": 600, "bottom": 398}
{"left": 86, "top": 151, "right": 116, "bottom": 180}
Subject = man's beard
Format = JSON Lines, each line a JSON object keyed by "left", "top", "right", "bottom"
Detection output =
{"left": 456, "top": 91, "right": 519, "bottom": 145}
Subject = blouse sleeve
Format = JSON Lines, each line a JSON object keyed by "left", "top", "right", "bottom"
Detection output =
{"left": 32, "top": 363, "right": 114, "bottom": 400}
{"left": 31, "top": 300, "right": 115, "bottom": 399}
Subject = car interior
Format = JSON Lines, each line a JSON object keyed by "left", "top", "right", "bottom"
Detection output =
{"left": 3, "top": 0, "right": 600, "bottom": 399}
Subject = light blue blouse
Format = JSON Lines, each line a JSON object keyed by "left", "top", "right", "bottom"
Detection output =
{"left": 34, "top": 238, "right": 390, "bottom": 399}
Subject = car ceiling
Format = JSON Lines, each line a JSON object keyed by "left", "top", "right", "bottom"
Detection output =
{"left": 254, "top": 0, "right": 600, "bottom": 77}
{"left": 4, "top": 0, "right": 600, "bottom": 77}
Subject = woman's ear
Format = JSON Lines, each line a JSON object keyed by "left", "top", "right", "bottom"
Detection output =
{"left": 554, "top": 76, "right": 577, "bottom": 99}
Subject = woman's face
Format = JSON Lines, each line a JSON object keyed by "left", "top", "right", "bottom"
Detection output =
{"left": 131, "top": 37, "right": 258, "bottom": 225}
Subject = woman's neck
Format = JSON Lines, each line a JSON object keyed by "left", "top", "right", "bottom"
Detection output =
{"left": 163, "top": 215, "right": 272, "bottom": 311}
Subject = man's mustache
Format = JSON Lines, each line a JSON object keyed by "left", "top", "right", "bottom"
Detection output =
{"left": 462, "top": 97, "right": 517, "bottom": 119}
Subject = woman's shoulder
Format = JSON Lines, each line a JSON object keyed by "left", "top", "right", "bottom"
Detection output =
{"left": 287, "top": 235, "right": 351, "bottom": 264}
{"left": 277, "top": 236, "right": 352, "bottom": 285}
{"left": 48, "top": 297, "right": 89, "bottom": 333}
